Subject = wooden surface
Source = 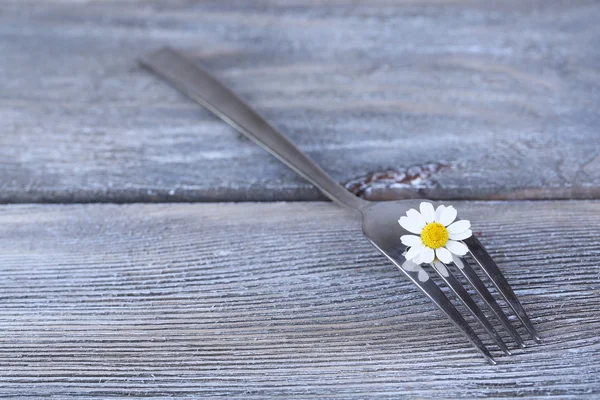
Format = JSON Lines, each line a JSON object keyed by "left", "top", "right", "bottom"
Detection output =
{"left": 2, "top": 1, "right": 600, "bottom": 398}
{"left": 0, "top": 201, "right": 599, "bottom": 398}
{"left": 1, "top": 0, "right": 600, "bottom": 202}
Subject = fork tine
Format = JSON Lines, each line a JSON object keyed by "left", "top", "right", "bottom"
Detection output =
{"left": 371, "top": 245, "right": 497, "bottom": 364}
{"left": 465, "top": 236, "right": 541, "bottom": 343}
{"left": 431, "top": 261, "right": 511, "bottom": 355}
{"left": 404, "top": 269, "right": 497, "bottom": 364}
{"left": 454, "top": 256, "right": 526, "bottom": 348}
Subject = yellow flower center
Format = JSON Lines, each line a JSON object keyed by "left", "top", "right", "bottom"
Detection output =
{"left": 421, "top": 222, "right": 449, "bottom": 249}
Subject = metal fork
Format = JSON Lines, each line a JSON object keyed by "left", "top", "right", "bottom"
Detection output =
{"left": 140, "top": 47, "right": 541, "bottom": 364}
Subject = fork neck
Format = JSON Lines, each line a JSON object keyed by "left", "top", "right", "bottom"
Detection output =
{"left": 140, "top": 48, "right": 370, "bottom": 212}
{"left": 239, "top": 125, "right": 370, "bottom": 211}
{"left": 243, "top": 122, "right": 370, "bottom": 211}
{"left": 304, "top": 171, "right": 370, "bottom": 211}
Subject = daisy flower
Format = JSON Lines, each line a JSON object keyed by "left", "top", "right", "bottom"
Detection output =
{"left": 399, "top": 202, "right": 472, "bottom": 264}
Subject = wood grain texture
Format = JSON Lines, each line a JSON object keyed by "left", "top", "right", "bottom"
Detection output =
{"left": 0, "top": 201, "right": 599, "bottom": 398}
{"left": 1, "top": 0, "right": 600, "bottom": 203}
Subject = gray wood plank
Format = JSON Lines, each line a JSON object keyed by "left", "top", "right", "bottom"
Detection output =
{"left": 1, "top": 0, "right": 600, "bottom": 203}
{"left": 0, "top": 201, "right": 598, "bottom": 398}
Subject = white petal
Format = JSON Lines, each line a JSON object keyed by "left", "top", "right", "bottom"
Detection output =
{"left": 452, "top": 254, "right": 464, "bottom": 269}
{"left": 419, "top": 202, "right": 435, "bottom": 223}
{"left": 445, "top": 240, "right": 469, "bottom": 256}
{"left": 404, "top": 242, "right": 425, "bottom": 260}
{"left": 435, "top": 247, "right": 452, "bottom": 263}
{"left": 404, "top": 259, "right": 430, "bottom": 281}
{"left": 449, "top": 229, "right": 472, "bottom": 241}
{"left": 432, "top": 260, "right": 449, "bottom": 277}
{"left": 447, "top": 220, "right": 471, "bottom": 234}
{"left": 402, "top": 259, "right": 419, "bottom": 272}
{"left": 406, "top": 209, "right": 426, "bottom": 230}
{"left": 434, "top": 205, "right": 446, "bottom": 222}
{"left": 439, "top": 206, "right": 457, "bottom": 226}
{"left": 419, "top": 247, "right": 435, "bottom": 264}
{"left": 400, "top": 235, "right": 422, "bottom": 247}
{"left": 399, "top": 216, "right": 423, "bottom": 234}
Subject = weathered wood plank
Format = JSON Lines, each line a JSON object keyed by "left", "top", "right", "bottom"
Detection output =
{"left": 0, "top": 201, "right": 598, "bottom": 398}
{"left": 1, "top": 0, "right": 600, "bottom": 202}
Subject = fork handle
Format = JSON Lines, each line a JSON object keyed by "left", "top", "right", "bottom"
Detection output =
{"left": 140, "top": 47, "right": 368, "bottom": 211}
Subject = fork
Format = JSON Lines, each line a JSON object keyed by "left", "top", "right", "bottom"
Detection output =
{"left": 140, "top": 47, "right": 541, "bottom": 364}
